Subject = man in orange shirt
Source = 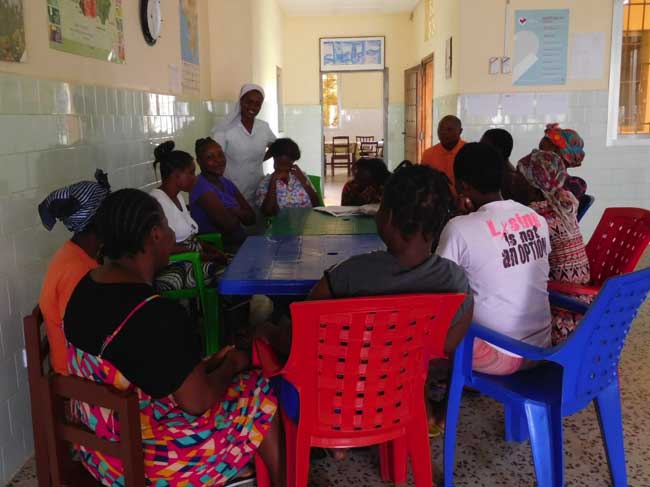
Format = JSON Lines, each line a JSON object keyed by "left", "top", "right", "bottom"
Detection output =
{"left": 421, "top": 115, "right": 465, "bottom": 189}
{"left": 38, "top": 170, "right": 110, "bottom": 374}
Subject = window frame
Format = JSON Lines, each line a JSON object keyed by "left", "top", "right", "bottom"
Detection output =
{"left": 607, "top": 0, "right": 650, "bottom": 145}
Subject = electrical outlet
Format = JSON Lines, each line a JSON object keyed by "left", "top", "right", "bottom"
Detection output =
{"left": 22, "top": 348, "right": 28, "bottom": 368}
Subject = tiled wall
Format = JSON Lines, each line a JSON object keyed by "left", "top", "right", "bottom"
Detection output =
{"left": 456, "top": 90, "right": 650, "bottom": 238}
{"left": 0, "top": 72, "right": 215, "bottom": 483}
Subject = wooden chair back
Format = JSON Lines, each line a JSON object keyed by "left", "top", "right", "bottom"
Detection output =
{"left": 359, "top": 141, "right": 379, "bottom": 157}
{"left": 24, "top": 308, "right": 145, "bottom": 487}
{"left": 356, "top": 136, "right": 375, "bottom": 144}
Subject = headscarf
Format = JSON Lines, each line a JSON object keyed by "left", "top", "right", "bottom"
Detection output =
{"left": 517, "top": 150, "right": 578, "bottom": 230}
{"left": 211, "top": 83, "right": 265, "bottom": 135}
{"left": 543, "top": 123, "right": 585, "bottom": 168}
{"left": 38, "top": 169, "right": 111, "bottom": 233}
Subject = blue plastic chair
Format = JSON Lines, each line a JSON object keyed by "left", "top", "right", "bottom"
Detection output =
{"left": 577, "top": 194, "right": 595, "bottom": 222}
{"left": 444, "top": 268, "right": 650, "bottom": 487}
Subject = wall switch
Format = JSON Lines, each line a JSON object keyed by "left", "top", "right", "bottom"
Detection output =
{"left": 489, "top": 57, "right": 500, "bottom": 75}
{"left": 501, "top": 57, "right": 512, "bottom": 74}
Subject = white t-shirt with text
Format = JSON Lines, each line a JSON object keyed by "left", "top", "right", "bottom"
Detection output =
{"left": 436, "top": 200, "right": 552, "bottom": 354}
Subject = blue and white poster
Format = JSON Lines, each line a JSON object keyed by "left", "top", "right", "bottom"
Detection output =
{"left": 513, "top": 9, "right": 569, "bottom": 86}
{"left": 320, "top": 36, "right": 385, "bottom": 72}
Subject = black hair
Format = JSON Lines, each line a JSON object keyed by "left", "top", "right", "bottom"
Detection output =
{"left": 153, "top": 141, "right": 194, "bottom": 180}
{"left": 394, "top": 160, "right": 414, "bottom": 172}
{"left": 454, "top": 142, "right": 504, "bottom": 194}
{"left": 195, "top": 136, "right": 219, "bottom": 161}
{"left": 481, "top": 128, "right": 514, "bottom": 159}
{"left": 267, "top": 138, "right": 301, "bottom": 161}
{"left": 382, "top": 165, "right": 454, "bottom": 243}
{"left": 95, "top": 189, "right": 165, "bottom": 260}
{"left": 354, "top": 158, "right": 391, "bottom": 186}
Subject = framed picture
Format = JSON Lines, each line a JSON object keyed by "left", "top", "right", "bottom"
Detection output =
{"left": 320, "top": 36, "right": 385, "bottom": 72}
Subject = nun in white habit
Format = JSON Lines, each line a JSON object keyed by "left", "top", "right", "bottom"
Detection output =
{"left": 211, "top": 84, "right": 277, "bottom": 205}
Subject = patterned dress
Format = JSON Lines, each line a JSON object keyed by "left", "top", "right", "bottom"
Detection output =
{"left": 66, "top": 296, "right": 277, "bottom": 487}
{"left": 531, "top": 200, "right": 592, "bottom": 345}
{"left": 255, "top": 173, "right": 314, "bottom": 209}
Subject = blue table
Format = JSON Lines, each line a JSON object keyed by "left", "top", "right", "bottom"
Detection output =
{"left": 219, "top": 235, "right": 386, "bottom": 295}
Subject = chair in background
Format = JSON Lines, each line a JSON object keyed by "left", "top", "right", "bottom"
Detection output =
{"left": 307, "top": 174, "right": 324, "bottom": 206}
{"left": 577, "top": 194, "right": 595, "bottom": 222}
{"left": 24, "top": 307, "right": 145, "bottom": 487}
{"left": 164, "top": 232, "right": 224, "bottom": 355}
{"left": 356, "top": 135, "right": 375, "bottom": 145}
{"left": 254, "top": 293, "right": 465, "bottom": 487}
{"left": 444, "top": 269, "right": 650, "bottom": 487}
{"left": 328, "top": 136, "right": 352, "bottom": 176}
{"left": 549, "top": 207, "right": 650, "bottom": 298}
{"left": 359, "top": 141, "right": 379, "bottom": 158}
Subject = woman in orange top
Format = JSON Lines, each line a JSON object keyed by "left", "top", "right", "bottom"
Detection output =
{"left": 38, "top": 170, "right": 111, "bottom": 374}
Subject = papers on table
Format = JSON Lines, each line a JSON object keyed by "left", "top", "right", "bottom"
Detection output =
{"left": 313, "top": 204, "right": 379, "bottom": 217}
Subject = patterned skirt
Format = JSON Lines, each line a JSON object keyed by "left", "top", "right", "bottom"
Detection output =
{"left": 68, "top": 346, "right": 277, "bottom": 487}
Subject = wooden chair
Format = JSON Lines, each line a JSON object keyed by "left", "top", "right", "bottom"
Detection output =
{"left": 359, "top": 141, "right": 379, "bottom": 158}
{"left": 24, "top": 308, "right": 145, "bottom": 487}
{"left": 356, "top": 136, "right": 375, "bottom": 145}
{"left": 328, "top": 136, "right": 352, "bottom": 176}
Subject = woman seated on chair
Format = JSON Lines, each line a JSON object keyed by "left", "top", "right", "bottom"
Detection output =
{"left": 38, "top": 170, "right": 111, "bottom": 375}
{"left": 340, "top": 157, "right": 391, "bottom": 206}
{"left": 515, "top": 150, "right": 591, "bottom": 345}
{"left": 64, "top": 189, "right": 285, "bottom": 487}
{"left": 150, "top": 141, "right": 227, "bottom": 292}
{"left": 539, "top": 123, "right": 587, "bottom": 200}
{"left": 256, "top": 138, "right": 320, "bottom": 217}
{"left": 190, "top": 137, "right": 256, "bottom": 251}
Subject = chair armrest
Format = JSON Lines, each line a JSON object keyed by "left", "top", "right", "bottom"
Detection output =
{"left": 198, "top": 233, "right": 224, "bottom": 251}
{"left": 549, "top": 291, "right": 589, "bottom": 315}
{"left": 548, "top": 280, "right": 599, "bottom": 297}
{"left": 467, "top": 322, "right": 555, "bottom": 361}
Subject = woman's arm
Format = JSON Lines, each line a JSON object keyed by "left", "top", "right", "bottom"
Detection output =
{"left": 197, "top": 191, "right": 242, "bottom": 233}
{"left": 293, "top": 166, "right": 320, "bottom": 207}
{"left": 232, "top": 189, "right": 257, "bottom": 225}
{"left": 443, "top": 307, "right": 473, "bottom": 356}
{"left": 307, "top": 276, "right": 333, "bottom": 300}
{"left": 260, "top": 174, "right": 281, "bottom": 217}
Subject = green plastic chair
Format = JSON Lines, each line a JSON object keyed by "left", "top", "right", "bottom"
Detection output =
{"left": 163, "top": 233, "right": 223, "bottom": 355}
{"left": 308, "top": 174, "right": 324, "bottom": 206}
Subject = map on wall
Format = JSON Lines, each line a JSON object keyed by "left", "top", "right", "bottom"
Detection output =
{"left": 180, "top": 0, "right": 200, "bottom": 96}
{"left": 0, "top": 0, "right": 26, "bottom": 62}
{"left": 320, "top": 37, "right": 385, "bottom": 72}
{"left": 47, "top": 0, "right": 125, "bottom": 64}
{"left": 513, "top": 9, "right": 569, "bottom": 86}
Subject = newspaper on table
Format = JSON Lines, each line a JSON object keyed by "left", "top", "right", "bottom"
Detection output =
{"left": 313, "top": 204, "right": 379, "bottom": 217}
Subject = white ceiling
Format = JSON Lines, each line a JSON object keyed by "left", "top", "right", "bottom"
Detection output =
{"left": 277, "top": 0, "right": 420, "bottom": 16}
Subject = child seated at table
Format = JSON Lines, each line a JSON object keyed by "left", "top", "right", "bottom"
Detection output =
{"left": 436, "top": 142, "right": 552, "bottom": 375}
{"left": 256, "top": 138, "right": 320, "bottom": 217}
{"left": 340, "top": 157, "right": 391, "bottom": 206}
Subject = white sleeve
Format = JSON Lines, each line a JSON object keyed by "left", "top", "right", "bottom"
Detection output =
{"left": 436, "top": 220, "right": 469, "bottom": 269}
{"left": 212, "top": 130, "right": 226, "bottom": 149}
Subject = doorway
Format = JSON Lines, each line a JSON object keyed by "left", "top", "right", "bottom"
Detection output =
{"left": 321, "top": 70, "right": 388, "bottom": 205}
{"left": 403, "top": 55, "right": 434, "bottom": 163}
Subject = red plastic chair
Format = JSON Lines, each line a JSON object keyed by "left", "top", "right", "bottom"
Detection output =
{"left": 549, "top": 207, "right": 650, "bottom": 297}
{"left": 254, "top": 293, "right": 465, "bottom": 487}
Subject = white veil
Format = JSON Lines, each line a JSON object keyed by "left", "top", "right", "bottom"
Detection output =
{"left": 211, "top": 83, "right": 265, "bottom": 137}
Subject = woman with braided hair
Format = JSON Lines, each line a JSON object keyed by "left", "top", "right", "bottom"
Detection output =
{"left": 64, "top": 189, "right": 285, "bottom": 487}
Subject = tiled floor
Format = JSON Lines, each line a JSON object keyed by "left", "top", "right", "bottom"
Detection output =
{"left": 323, "top": 168, "right": 350, "bottom": 206}
{"left": 8, "top": 255, "right": 650, "bottom": 487}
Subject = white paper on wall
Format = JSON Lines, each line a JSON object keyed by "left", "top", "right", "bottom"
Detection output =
{"left": 501, "top": 93, "right": 536, "bottom": 117}
{"left": 569, "top": 32, "right": 605, "bottom": 80}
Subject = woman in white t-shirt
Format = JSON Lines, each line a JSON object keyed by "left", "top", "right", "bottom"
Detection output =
{"left": 150, "top": 141, "right": 227, "bottom": 292}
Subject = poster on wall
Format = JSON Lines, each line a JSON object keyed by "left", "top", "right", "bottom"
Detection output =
{"left": 320, "top": 36, "right": 385, "bottom": 72}
{"left": 513, "top": 9, "right": 569, "bottom": 86}
{"left": 180, "top": 0, "right": 200, "bottom": 96}
{"left": 0, "top": 0, "right": 26, "bottom": 63}
{"left": 47, "top": 0, "right": 125, "bottom": 64}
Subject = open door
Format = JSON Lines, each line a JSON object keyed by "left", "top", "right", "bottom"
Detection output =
{"left": 404, "top": 56, "right": 434, "bottom": 163}
{"left": 404, "top": 66, "right": 420, "bottom": 163}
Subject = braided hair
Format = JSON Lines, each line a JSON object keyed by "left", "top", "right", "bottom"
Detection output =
{"left": 195, "top": 136, "right": 218, "bottom": 162}
{"left": 95, "top": 189, "right": 165, "bottom": 260}
{"left": 382, "top": 165, "right": 454, "bottom": 243}
{"left": 354, "top": 158, "right": 391, "bottom": 186}
{"left": 153, "top": 141, "right": 193, "bottom": 180}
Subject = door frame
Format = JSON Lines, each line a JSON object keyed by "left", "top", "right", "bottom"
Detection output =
{"left": 403, "top": 53, "right": 435, "bottom": 162}
{"left": 319, "top": 68, "right": 389, "bottom": 180}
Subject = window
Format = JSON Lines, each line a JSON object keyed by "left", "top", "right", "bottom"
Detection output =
{"left": 322, "top": 73, "right": 340, "bottom": 128}
{"left": 618, "top": 0, "right": 650, "bottom": 134}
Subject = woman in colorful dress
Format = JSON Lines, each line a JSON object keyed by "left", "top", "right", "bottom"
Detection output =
{"left": 64, "top": 189, "right": 284, "bottom": 487}
{"left": 539, "top": 123, "right": 587, "bottom": 200}
{"left": 516, "top": 150, "right": 591, "bottom": 344}
{"left": 150, "top": 141, "right": 227, "bottom": 292}
{"left": 256, "top": 138, "right": 319, "bottom": 217}
{"left": 340, "top": 157, "right": 391, "bottom": 206}
{"left": 190, "top": 137, "right": 256, "bottom": 251}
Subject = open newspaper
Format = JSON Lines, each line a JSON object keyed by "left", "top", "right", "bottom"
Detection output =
{"left": 313, "top": 204, "right": 379, "bottom": 217}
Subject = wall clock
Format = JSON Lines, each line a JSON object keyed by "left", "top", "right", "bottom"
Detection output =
{"left": 140, "top": 0, "right": 162, "bottom": 46}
